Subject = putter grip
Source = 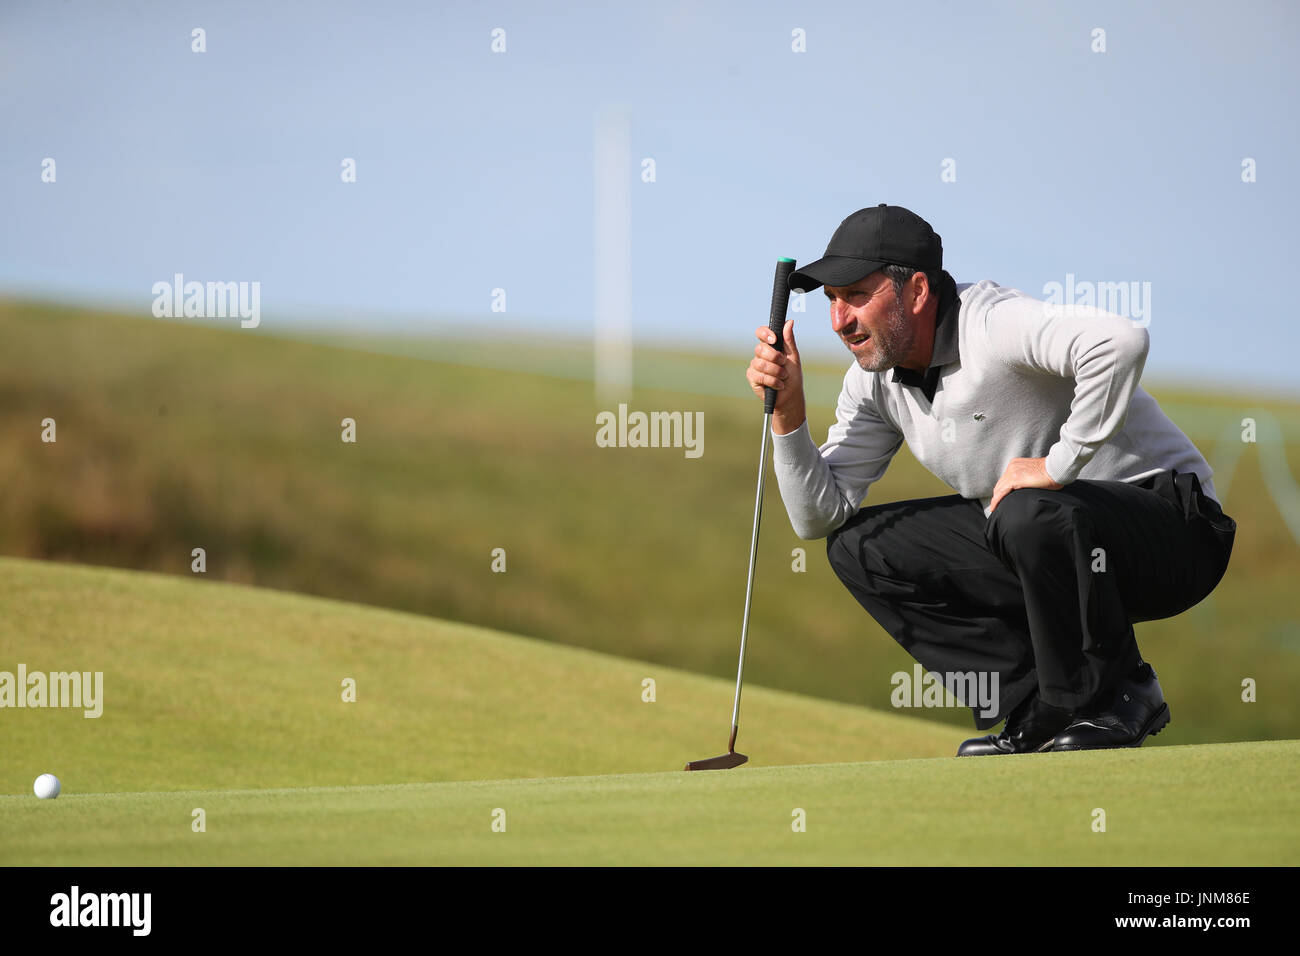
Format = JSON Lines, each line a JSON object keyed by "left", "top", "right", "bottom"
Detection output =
{"left": 764, "top": 257, "right": 796, "bottom": 414}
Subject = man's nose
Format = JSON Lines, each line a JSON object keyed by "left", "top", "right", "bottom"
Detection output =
{"left": 830, "top": 300, "right": 851, "bottom": 332}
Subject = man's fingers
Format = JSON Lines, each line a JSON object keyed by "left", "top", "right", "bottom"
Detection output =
{"left": 989, "top": 477, "right": 1011, "bottom": 513}
{"left": 783, "top": 319, "right": 799, "bottom": 360}
{"left": 747, "top": 366, "right": 786, "bottom": 392}
{"left": 755, "top": 323, "right": 798, "bottom": 361}
{"left": 750, "top": 323, "right": 801, "bottom": 405}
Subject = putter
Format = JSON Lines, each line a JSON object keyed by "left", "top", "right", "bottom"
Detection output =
{"left": 685, "top": 257, "right": 796, "bottom": 771}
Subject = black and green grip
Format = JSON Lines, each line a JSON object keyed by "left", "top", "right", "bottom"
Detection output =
{"left": 764, "top": 257, "right": 796, "bottom": 414}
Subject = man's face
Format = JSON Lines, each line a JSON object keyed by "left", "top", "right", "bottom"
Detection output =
{"left": 824, "top": 271, "right": 914, "bottom": 372}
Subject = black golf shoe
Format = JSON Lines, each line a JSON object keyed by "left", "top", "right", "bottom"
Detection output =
{"left": 956, "top": 693, "right": 1075, "bottom": 756}
{"left": 1052, "top": 663, "right": 1170, "bottom": 751}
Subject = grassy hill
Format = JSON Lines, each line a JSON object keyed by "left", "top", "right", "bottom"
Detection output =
{"left": 0, "top": 557, "right": 956, "bottom": 798}
{"left": 1, "top": 558, "right": 1293, "bottom": 866}
{"left": 2, "top": 298, "right": 1298, "bottom": 744}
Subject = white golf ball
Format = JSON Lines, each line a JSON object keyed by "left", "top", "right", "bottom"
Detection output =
{"left": 34, "top": 774, "right": 60, "bottom": 800}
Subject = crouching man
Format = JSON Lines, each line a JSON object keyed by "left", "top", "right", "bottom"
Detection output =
{"left": 748, "top": 205, "right": 1236, "bottom": 754}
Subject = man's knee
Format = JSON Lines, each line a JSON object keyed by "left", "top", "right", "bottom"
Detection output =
{"left": 826, "top": 505, "right": 910, "bottom": 593}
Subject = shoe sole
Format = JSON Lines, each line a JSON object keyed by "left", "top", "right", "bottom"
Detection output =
{"left": 1133, "top": 702, "right": 1171, "bottom": 746}
{"left": 1053, "top": 703, "right": 1171, "bottom": 752}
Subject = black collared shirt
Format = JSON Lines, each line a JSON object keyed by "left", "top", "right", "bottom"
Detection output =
{"left": 889, "top": 274, "right": 961, "bottom": 404}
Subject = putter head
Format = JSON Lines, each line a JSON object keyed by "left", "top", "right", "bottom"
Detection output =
{"left": 684, "top": 751, "right": 748, "bottom": 771}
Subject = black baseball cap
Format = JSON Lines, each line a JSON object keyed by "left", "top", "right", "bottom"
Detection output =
{"left": 788, "top": 204, "right": 943, "bottom": 293}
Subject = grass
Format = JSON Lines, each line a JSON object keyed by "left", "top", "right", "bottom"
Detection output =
{"left": 0, "top": 556, "right": 957, "bottom": 798}
{"left": 1, "top": 557, "right": 1294, "bottom": 866}
{"left": 4, "top": 746, "right": 1294, "bottom": 866}
{"left": 1, "top": 297, "right": 1298, "bottom": 745}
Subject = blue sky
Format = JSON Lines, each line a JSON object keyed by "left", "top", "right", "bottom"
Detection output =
{"left": 3, "top": 0, "right": 1297, "bottom": 392}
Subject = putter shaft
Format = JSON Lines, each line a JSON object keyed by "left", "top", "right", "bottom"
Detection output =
{"left": 729, "top": 412, "right": 771, "bottom": 737}
{"left": 687, "top": 256, "right": 792, "bottom": 772}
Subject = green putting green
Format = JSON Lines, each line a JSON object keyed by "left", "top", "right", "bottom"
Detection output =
{"left": 1, "top": 558, "right": 1294, "bottom": 865}
{"left": 3, "top": 742, "right": 1295, "bottom": 866}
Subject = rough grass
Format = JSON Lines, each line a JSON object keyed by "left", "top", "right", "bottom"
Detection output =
{"left": 2, "top": 298, "right": 1298, "bottom": 744}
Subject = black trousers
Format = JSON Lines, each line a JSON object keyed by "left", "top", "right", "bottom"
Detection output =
{"left": 826, "top": 469, "right": 1236, "bottom": 730}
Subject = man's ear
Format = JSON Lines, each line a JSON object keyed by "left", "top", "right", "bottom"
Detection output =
{"left": 911, "top": 272, "right": 931, "bottom": 314}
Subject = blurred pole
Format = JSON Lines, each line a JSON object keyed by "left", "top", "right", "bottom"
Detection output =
{"left": 593, "top": 105, "right": 633, "bottom": 402}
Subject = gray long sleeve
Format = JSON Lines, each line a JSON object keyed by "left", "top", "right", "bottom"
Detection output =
{"left": 770, "top": 279, "right": 1217, "bottom": 538}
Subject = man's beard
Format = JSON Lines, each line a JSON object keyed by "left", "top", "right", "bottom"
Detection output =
{"left": 852, "top": 293, "right": 912, "bottom": 372}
